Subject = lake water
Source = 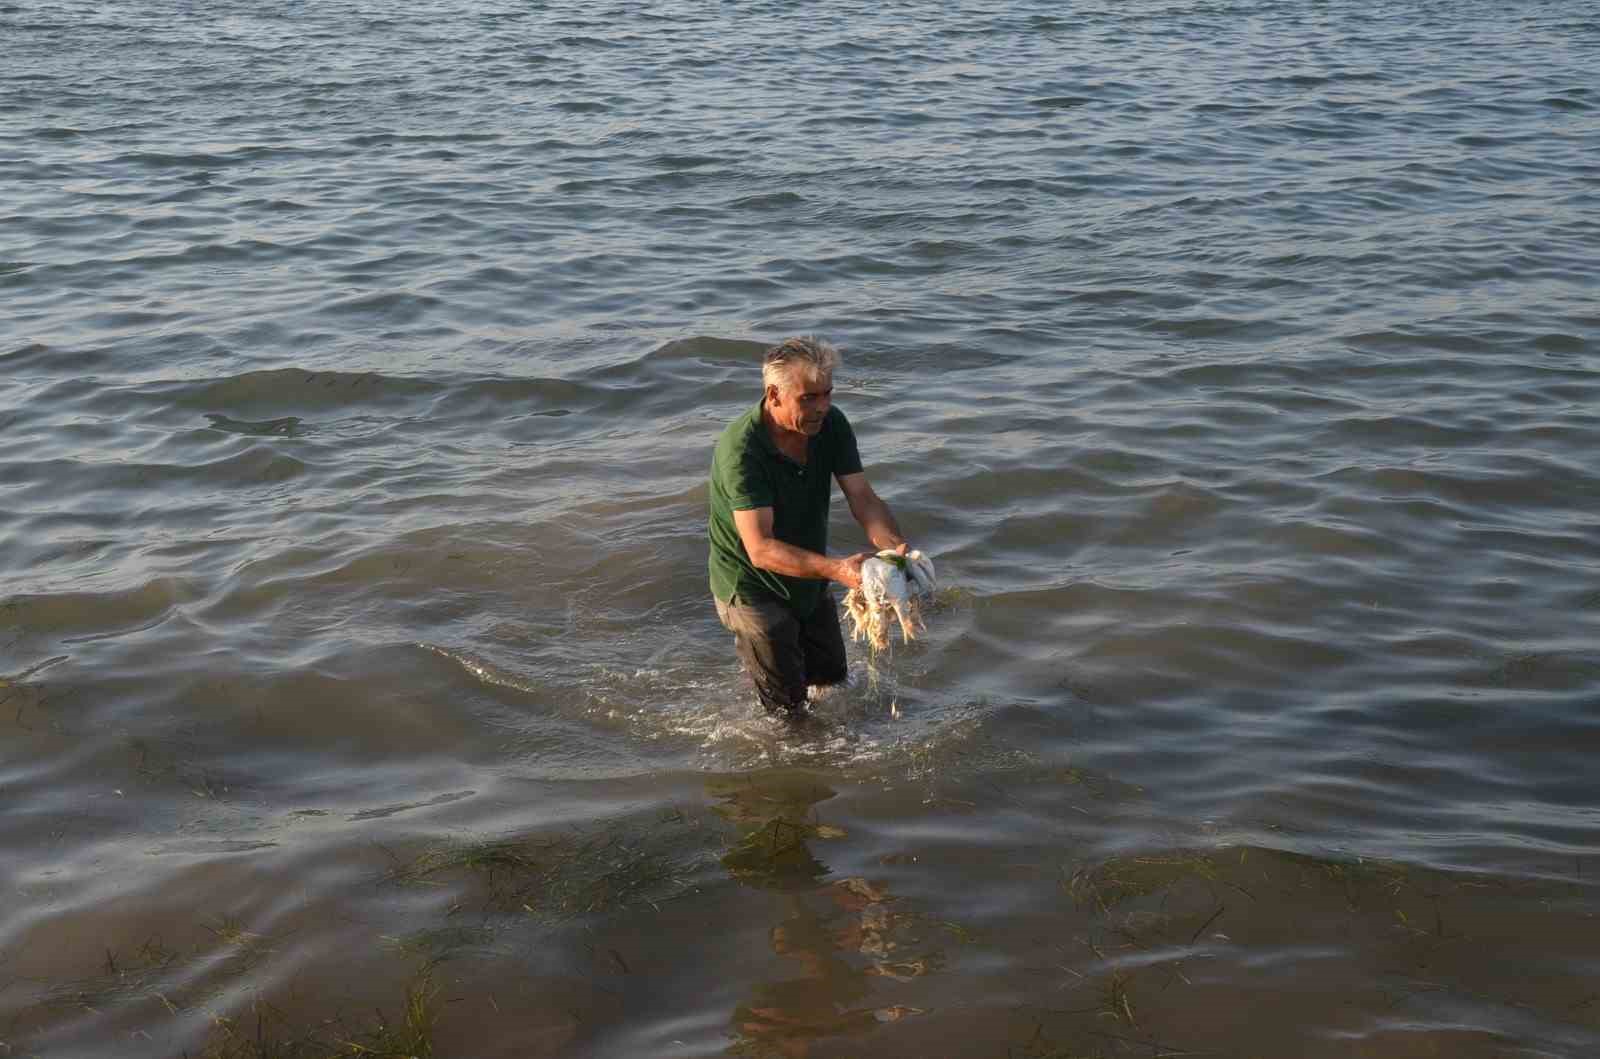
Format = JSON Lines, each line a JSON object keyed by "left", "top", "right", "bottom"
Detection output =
{"left": 4, "top": 1, "right": 1599, "bottom": 1055}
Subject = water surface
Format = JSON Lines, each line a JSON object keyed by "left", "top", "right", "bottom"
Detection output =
{"left": 4, "top": 0, "right": 1599, "bottom": 1055}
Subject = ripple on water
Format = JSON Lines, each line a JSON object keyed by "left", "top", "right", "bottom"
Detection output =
{"left": 5, "top": 2, "right": 1600, "bottom": 1056}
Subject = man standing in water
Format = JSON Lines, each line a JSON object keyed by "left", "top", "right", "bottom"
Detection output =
{"left": 708, "top": 336, "right": 911, "bottom": 717}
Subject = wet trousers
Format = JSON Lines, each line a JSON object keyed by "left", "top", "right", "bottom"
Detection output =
{"left": 714, "top": 591, "right": 848, "bottom": 715}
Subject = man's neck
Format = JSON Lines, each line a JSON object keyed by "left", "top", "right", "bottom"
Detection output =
{"left": 761, "top": 401, "right": 810, "bottom": 463}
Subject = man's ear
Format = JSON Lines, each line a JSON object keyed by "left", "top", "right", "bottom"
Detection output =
{"left": 764, "top": 383, "right": 780, "bottom": 405}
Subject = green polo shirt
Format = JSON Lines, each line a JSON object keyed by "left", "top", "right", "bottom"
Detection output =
{"left": 708, "top": 401, "right": 863, "bottom": 617}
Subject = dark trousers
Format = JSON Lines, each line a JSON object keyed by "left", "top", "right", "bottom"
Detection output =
{"left": 715, "top": 592, "right": 848, "bottom": 714}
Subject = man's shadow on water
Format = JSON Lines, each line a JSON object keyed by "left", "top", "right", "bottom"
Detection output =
{"left": 707, "top": 772, "right": 938, "bottom": 1059}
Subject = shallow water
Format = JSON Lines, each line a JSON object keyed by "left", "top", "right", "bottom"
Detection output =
{"left": 4, "top": 0, "right": 1599, "bottom": 1055}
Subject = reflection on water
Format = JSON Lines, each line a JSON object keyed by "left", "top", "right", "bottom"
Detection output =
{"left": 712, "top": 772, "right": 838, "bottom": 890}
{"left": 729, "top": 886, "right": 931, "bottom": 1059}
{"left": 713, "top": 771, "right": 935, "bottom": 1057}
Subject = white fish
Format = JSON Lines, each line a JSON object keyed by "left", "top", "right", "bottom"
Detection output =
{"left": 847, "top": 549, "right": 936, "bottom": 649}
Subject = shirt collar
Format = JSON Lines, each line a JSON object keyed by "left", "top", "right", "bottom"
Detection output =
{"left": 750, "top": 399, "right": 779, "bottom": 456}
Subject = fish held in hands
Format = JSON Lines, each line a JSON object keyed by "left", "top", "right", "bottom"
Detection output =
{"left": 844, "top": 550, "right": 936, "bottom": 652}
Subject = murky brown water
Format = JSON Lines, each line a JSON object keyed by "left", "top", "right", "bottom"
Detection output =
{"left": 5, "top": 0, "right": 1599, "bottom": 1055}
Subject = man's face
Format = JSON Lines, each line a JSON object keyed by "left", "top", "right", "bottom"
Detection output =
{"left": 768, "top": 371, "right": 833, "bottom": 436}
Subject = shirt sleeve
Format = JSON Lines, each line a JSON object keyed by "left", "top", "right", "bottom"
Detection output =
{"left": 829, "top": 408, "right": 863, "bottom": 476}
{"left": 721, "top": 444, "right": 774, "bottom": 511}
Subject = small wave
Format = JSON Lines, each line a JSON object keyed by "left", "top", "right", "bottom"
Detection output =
{"left": 0, "top": 341, "right": 54, "bottom": 366}
{"left": 1139, "top": 315, "right": 1293, "bottom": 341}
{"left": 1259, "top": 519, "right": 1405, "bottom": 563}
{"left": 556, "top": 176, "right": 625, "bottom": 195}
{"left": 647, "top": 335, "right": 765, "bottom": 363}
{"left": 1030, "top": 95, "right": 1092, "bottom": 109}
{"left": 973, "top": 177, "right": 1036, "bottom": 190}
{"left": 348, "top": 789, "right": 476, "bottom": 821}
{"left": 1265, "top": 73, "right": 1335, "bottom": 88}
{"left": 4, "top": 576, "right": 199, "bottom": 640}
{"left": 151, "top": 350, "right": 763, "bottom": 429}
{"left": 203, "top": 413, "right": 302, "bottom": 437}
{"left": 1533, "top": 333, "right": 1585, "bottom": 354}
{"left": 647, "top": 153, "right": 722, "bottom": 170}
{"left": 553, "top": 35, "right": 626, "bottom": 48}
{"left": 107, "top": 147, "right": 271, "bottom": 169}
{"left": 419, "top": 638, "right": 939, "bottom": 774}
{"left": 312, "top": 289, "right": 443, "bottom": 323}
{"left": 345, "top": 131, "right": 503, "bottom": 147}
{"left": 189, "top": 446, "right": 309, "bottom": 488}
{"left": 170, "top": 368, "right": 432, "bottom": 415}
{"left": 420, "top": 643, "right": 543, "bottom": 696}
{"left": 727, "top": 191, "right": 803, "bottom": 210}
{"left": 906, "top": 238, "right": 978, "bottom": 260}
{"left": 146, "top": 840, "right": 279, "bottom": 856}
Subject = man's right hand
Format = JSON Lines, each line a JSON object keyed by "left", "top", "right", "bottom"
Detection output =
{"left": 834, "top": 552, "right": 871, "bottom": 590}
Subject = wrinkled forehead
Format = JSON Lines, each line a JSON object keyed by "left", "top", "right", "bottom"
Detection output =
{"left": 791, "top": 369, "right": 832, "bottom": 395}
{"left": 772, "top": 365, "right": 831, "bottom": 395}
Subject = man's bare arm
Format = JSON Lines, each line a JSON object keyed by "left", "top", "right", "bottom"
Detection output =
{"left": 733, "top": 507, "right": 868, "bottom": 589}
{"left": 837, "top": 472, "right": 905, "bottom": 552}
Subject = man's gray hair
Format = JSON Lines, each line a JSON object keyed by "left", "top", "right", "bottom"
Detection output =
{"left": 762, "top": 335, "right": 841, "bottom": 391}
